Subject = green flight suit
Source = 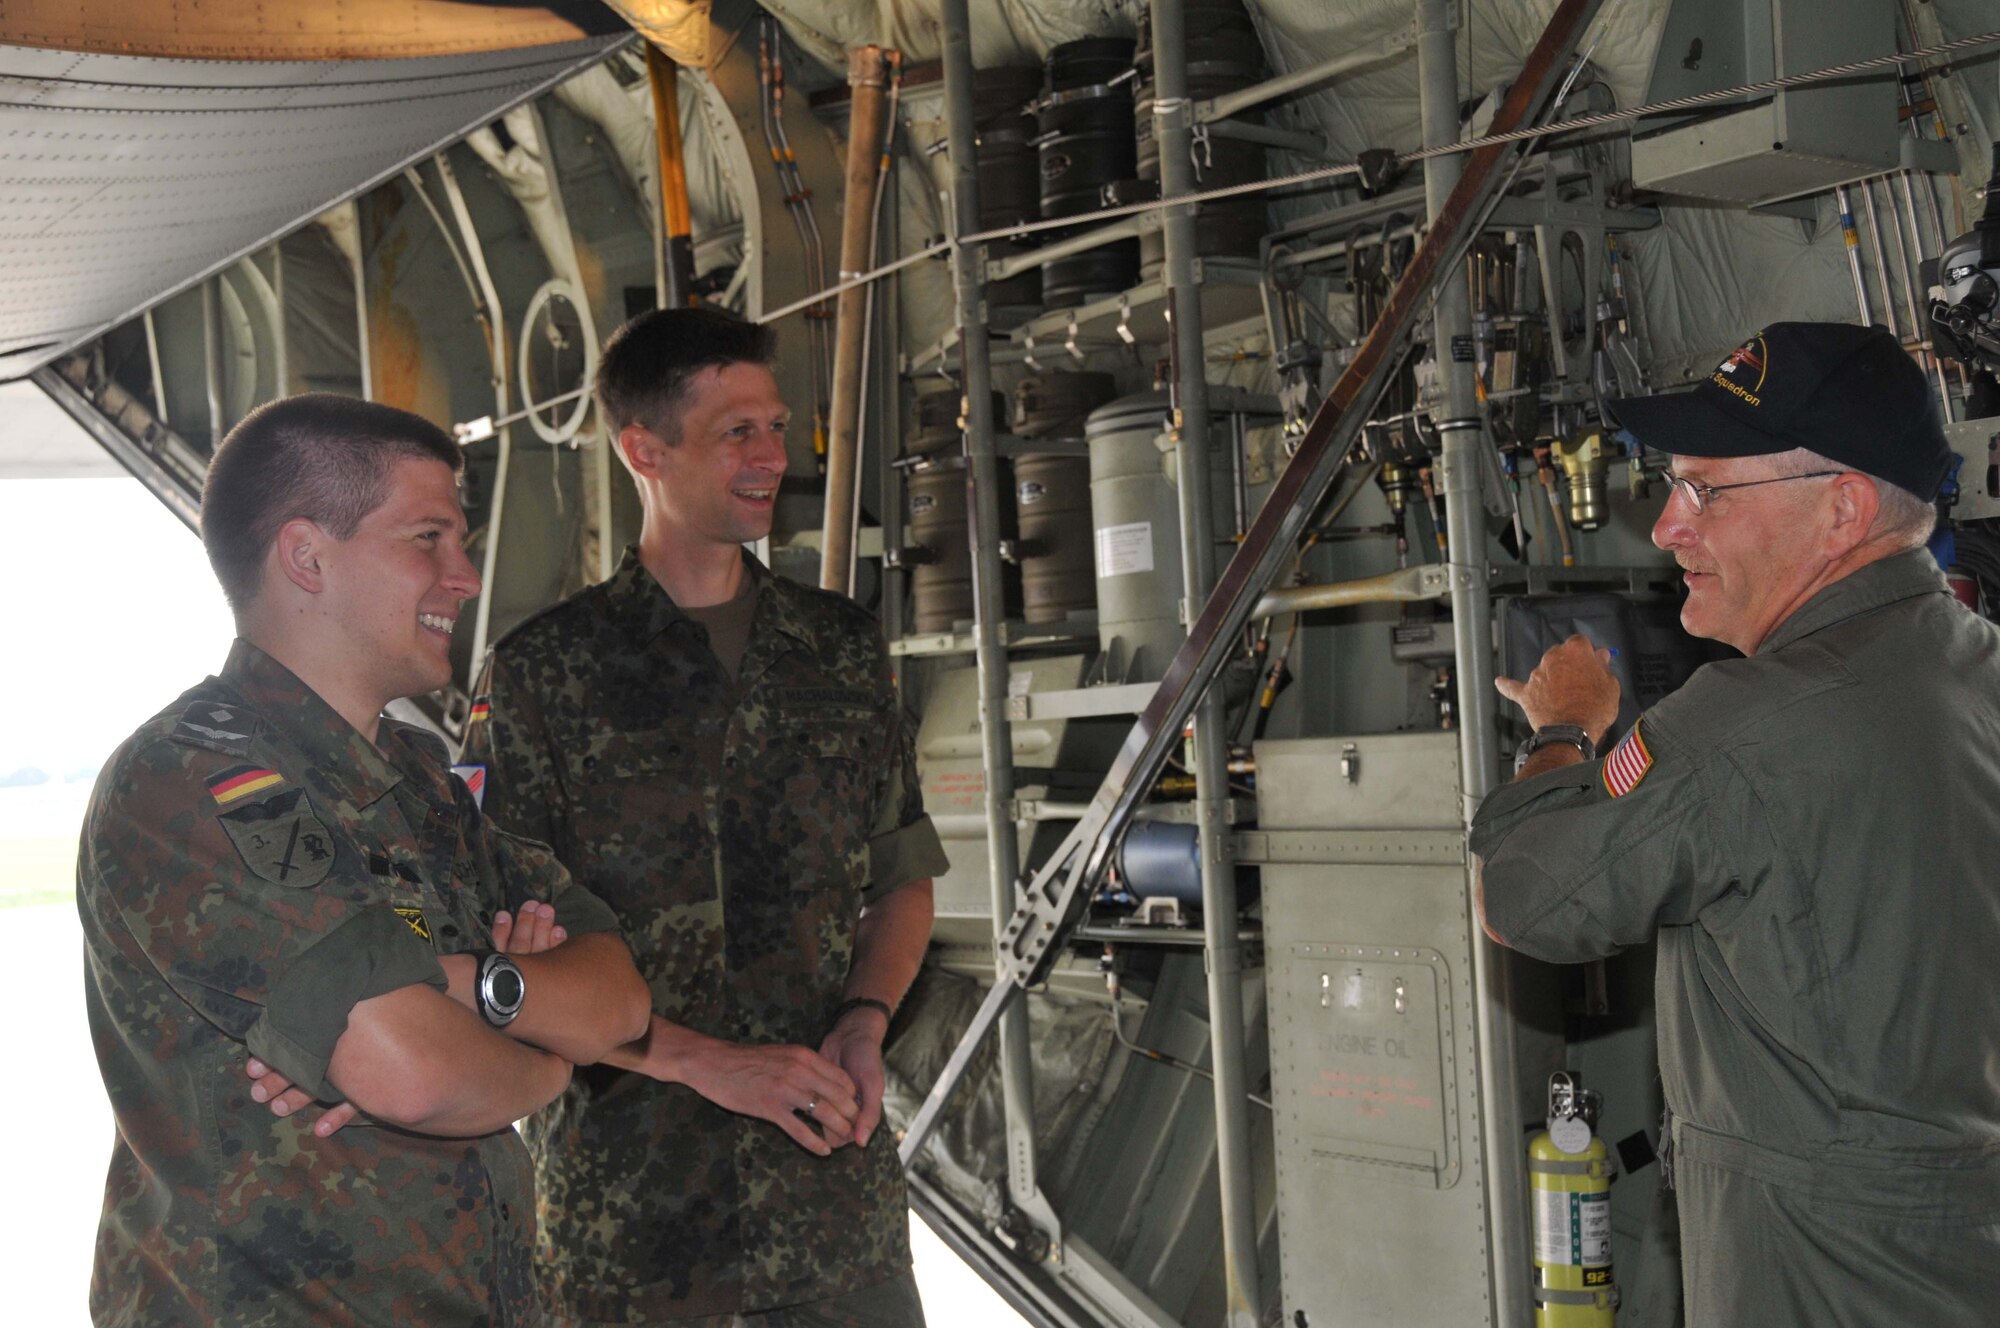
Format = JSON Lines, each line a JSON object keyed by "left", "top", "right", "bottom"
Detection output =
{"left": 79, "top": 639, "right": 624, "bottom": 1327}
{"left": 462, "top": 549, "right": 950, "bottom": 1324}
{"left": 1472, "top": 551, "right": 2000, "bottom": 1325}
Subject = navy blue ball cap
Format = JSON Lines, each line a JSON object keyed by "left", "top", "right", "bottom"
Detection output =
{"left": 1608, "top": 321, "right": 1951, "bottom": 501}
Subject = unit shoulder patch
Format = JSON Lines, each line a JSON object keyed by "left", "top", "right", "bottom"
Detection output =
{"left": 218, "top": 787, "right": 334, "bottom": 887}
{"left": 1602, "top": 723, "right": 1654, "bottom": 799}
{"left": 171, "top": 701, "right": 259, "bottom": 756}
{"left": 450, "top": 763, "right": 486, "bottom": 810}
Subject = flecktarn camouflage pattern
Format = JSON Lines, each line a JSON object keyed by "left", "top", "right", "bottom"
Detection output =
{"left": 80, "top": 639, "right": 614, "bottom": 1326}
{"left": 464, "top": 549, "right": 949, "bottom": 1323}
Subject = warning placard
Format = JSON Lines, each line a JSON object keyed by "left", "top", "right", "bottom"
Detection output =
{"left": 1094, "top": 521, "right": 1154, "bottom": 578}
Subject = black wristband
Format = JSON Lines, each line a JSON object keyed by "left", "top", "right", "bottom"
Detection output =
{"left": 1515, "top": 723, "right": 1596, "bottom": 774}
{"left": 832, "top": 996, "right": 894, "bottom": 1029}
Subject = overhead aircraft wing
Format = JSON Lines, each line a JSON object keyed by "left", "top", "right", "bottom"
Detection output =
{"left": 0, "top": 2, "right": 635, "bottom": 380}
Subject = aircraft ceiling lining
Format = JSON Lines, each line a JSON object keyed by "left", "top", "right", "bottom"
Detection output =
{"left": 0, "top": 35, "right": 630, "bottom": 381}
{"left": 766, "top": 1, "right": 1996, "bottom": 390}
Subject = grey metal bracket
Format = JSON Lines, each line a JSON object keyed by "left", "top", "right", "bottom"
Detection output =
{"left": 1006, "top": 682, "right": 1161, "bottom": 723}
{"left": 34, "top": 356, "right": 203, "bottom": 529}
{"left": 1232, "top": 828, "right": 1466, "bottom": 867}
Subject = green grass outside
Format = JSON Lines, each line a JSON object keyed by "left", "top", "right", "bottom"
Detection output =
{"left": 0, "top": 837, "right": 78, "bottom": 909}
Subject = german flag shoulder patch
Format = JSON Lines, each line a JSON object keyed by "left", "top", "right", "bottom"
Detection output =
{"left": 1602, "top": 722, "right": 1653, "bottom": 799}
{"left": 206, "top": 763, "right": 286, "bottom": 806}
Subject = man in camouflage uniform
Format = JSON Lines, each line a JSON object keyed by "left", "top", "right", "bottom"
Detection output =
{"left": 80, "top": 394, "right": 650, "bottom": 1326}
{"left": 462, "top": 308, "right": 949, "bottom": 1326}
{"left": 1474, "top": 324, "right": 2000, "bottom": 1324}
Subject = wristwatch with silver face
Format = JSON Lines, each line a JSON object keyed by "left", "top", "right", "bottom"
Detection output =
{"left": 1514, "top": 723, "right": 1596, "bottom": 774}
{"left": 474, "top": 951, "right": 526, "bottom": 1027}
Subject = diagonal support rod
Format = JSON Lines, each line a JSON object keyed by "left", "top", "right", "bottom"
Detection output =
{"left": 903, "top": 0, "right": 1608, "bottom": 1168}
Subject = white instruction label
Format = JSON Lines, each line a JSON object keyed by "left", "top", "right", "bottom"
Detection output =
{"left": 1008, "top": 670, "right": 1034, "bottom": 699}
{"left": 1094, "top": 521, "right": 1154, "bottom": 578}
{"left": 1535, "top": 1188, "right": 1612, "bottom": 1267}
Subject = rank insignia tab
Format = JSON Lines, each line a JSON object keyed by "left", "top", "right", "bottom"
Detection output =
{"left": 172, "top": 702, "right": 258, "bottom": 756}
{"left": 393, "top": 907, "right": 433, "bottom": 943}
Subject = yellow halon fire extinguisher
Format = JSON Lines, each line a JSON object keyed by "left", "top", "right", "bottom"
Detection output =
{"left": 1529, "top": 1072, "right": 1617, "bottom": 1326}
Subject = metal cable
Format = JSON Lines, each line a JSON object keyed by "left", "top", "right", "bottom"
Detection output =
{"left": 755, "top": 27, "right": 2000, "bottom": 331}
{"left": 1109, "top": 988, "right": 1272, "bottom": 1111}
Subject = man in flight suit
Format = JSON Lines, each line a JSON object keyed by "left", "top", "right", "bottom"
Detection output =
{"left": 79, "top": 394, "right": 650, "bottom": 1325}
{"left": 1472, "top": 322, "right": 2000, "bottom": 1324}
{"left": 462, "top": 308, "right": 950, "bottom": 1326}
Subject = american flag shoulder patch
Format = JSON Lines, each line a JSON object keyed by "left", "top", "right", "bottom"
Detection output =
{"left": 1602, "top": 722, "right": 1653, "bottom": 798}
{"left": 206, "top": 764, "right": 285, "bottom": 806}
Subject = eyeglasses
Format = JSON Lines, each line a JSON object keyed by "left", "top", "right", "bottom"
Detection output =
{"left": 1664, "top": 470, "right": 1841, "bottom": 515}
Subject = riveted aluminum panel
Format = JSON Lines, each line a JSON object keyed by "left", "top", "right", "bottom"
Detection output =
{"left": 1256, "top": 733, "right": 1497, "bottom": 1326}
{"left": 1254, "top": 731, "right": 1466, "bottom": 831}
{"left": 0, "top": 36, "right": 628, "bottom": 379}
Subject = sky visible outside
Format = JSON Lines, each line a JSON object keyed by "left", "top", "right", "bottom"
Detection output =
{"left": 0, "top": 391, "right": 238, "bottom": 1323}
{"left": 0, "top": 391, "right": 1021, "bottom": 1326}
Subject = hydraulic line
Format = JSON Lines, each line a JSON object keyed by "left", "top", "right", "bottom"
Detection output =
{"left": 644, "top": 42, "right": 696, "bottom": 308}
{"left": 1534, "top": 447, "right": 1575, "bottom": 567}
{"left": 840, "top": 52, "right": 904, "bottom": 597}
{"left": 1836, "top": 185, "right": 1872, "bottom": 325}
{"left": 758, "top": 18, "right": 832, "bottom": 470}
{"left": 820, "top": 44, "right": 895, "bottom": 596}
{"left": 1894, "top": 169, "right": 1955, "bottom": 408}
{"left": 1862, "top": 181, "right": 1902, "bottom": 343}
{"left": 1104, "top": 975, "right": 1272, "bottom": 1111}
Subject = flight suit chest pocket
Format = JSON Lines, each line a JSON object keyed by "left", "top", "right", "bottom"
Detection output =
{"left": 770, "top": 716, "right": 877, "bottom": 886}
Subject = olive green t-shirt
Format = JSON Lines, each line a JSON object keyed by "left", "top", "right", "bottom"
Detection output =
{"left": 681, "top": 573, "right": 758, "bottom": 682}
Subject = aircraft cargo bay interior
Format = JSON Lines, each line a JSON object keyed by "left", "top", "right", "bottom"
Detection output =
{"left": 6, "top": 1, "right": 2000, "bottom": 1325}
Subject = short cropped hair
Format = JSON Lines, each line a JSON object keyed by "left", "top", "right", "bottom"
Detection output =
{"left": 201, "top": 393, "right": 462, "bottom": 610}
{"left": 1774, "top": 447, "right": 1936, "bottom": 549}
{"left": 595, "top": 307, "right": 777, "bottom": 444}
{"left": 1870, "top": 477, "right": 1938, "bottom": 547}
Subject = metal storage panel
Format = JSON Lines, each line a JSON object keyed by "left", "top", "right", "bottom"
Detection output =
{"left": 1256, "top": 733, "right": 1497, "bottom": 1326}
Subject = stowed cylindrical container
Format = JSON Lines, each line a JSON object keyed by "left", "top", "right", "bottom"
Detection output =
{"left": 905, "top": 381, "right": 1006, "bottom": 460}
{"left": 1014, "top": 457, "right": 1093, "bottom": 624}
{"left": 1037, "top": 37, "right": 1140, "bottom": 308}
{"left": 1087, "top": 393, "right": 1192, "bottom": 681}
{"left": 1012, "top": 371, "right": 1116, "bottom": 624}
{"left": 906, "top": 457, "right": 1019, "bottom": 634}
{"left": 907, "top": 460, "right": 972, "bottom": 633}
{"left": 1087, "top": 391, "right": 1271, "bottom": 680}
{"left": 974, "top": 66, "right": 1044, "bottom": 327}
{"left": 1133, "top": 0, "right": 1268, "bottom": 279}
